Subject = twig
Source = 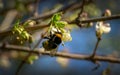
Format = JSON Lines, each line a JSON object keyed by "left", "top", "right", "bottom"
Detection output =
{"left": 33, "top": 0, "right": 40, "bottom": 17}
{"left": 0, "top": 14, "right": 120, "bottom": 37}
{"left": 0, "top": 43, "right": 120, "bottom": 63}
{"left": 75, "top": 0, "right": 86, "bottom": 27}
{"left": 91, "top": 37, "right": 101, "bottom": 57}
{"left": 69, "top": 14, "right": 120, "bottom": 24}
{"left": 0, "top": 10, "right": 18, "bottom": 32}
{"left": 0, "top": 24, "right": 49, "bottom": 37}
{"left": 29, "top": 1, "right": 84, "bottom": 21}
{"left": 0, "top": 0, "right": 38, "bottom": 15}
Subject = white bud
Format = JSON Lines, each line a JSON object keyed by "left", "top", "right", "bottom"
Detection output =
{"left": 96, "top": 22, "right": 104, "bottom": 34}
{"left": 104, "top": 9, "right": 111, "bottom": 17}
{"left": 51, "top": 27, "right": 58, "bottom": 32}
{"left": 95, "top": 22, "right": 111, "bottom": 37}
{"left": 50, "top": 27, "right": 61, "bottom": 34}
{"left": 62, "top": 32, "right": 72, "bottom": 42}
{"left": 102, "top": 23, "right": 111, "bottom": 33}
{"left": 27, "top": 20, "right": 36, "bottom": 26}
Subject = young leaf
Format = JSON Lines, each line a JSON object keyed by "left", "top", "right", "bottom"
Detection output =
{"left": 56, "top": 21, "right": 67, "bottom": 28}
{"left": 52, "top": 13, "right": 62, "bottom": 23}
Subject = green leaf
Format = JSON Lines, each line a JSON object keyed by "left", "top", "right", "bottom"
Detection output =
{"left": 56, "top": 21, "right": 67, "bottom": 28}
{"left": 56, "top": 22, "right": 64, "bottom": 28}
{"left": 12, "top": 20, "right": 33, "bottom": 44}
{"left": 52, "top": 13, "right": 62, "bottom": 23}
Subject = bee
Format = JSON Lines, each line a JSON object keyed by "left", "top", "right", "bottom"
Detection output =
{"left": 42, "top": 32, "right": 62, "bottom": 55}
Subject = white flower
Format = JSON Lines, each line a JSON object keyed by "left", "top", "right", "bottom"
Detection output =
{"left": 96, "top": 22, "right": 111, "bottom": 37}
{"left": 50, "top": 27, "right": 60, "bottom": 34}
{"left": 62, "top": 31, "right": 72, "bottom": 42}
{"left": 50, "top": 27, "right": 72, "bottom": 42}
{"left": 102, "top": 23, "right": 111, "bottom": 33}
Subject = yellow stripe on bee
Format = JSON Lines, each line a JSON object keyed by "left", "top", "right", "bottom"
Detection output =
{"left": 55, "top": 33, "right": 62, "bottom": 38}
{"left": 45, "top": 40, "right": 49, "bottom": 44}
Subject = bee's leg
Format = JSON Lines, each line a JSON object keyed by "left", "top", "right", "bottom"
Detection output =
{"left": 43, "top": 37, "right": 50, "bottom": 39}
{"left": 62, "top": 41, "right": 65, "bottom": 46}
{"left": 50, "top": 49, "right": 58, "bottom": 57}
{"left": 49, "top": 42, "right": 58, "bottom": 57}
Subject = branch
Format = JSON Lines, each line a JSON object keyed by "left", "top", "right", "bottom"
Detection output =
{"left": 75, "top": 0, "right": 86, "bottom": 27}
{"left": 69, "top": 14, "right": 120, "bottom": 24}
{"left": 91, "top": 37, "right": 101, "bottom": 57}
{"left": 29, "top": 0, "right": 94, "bottom": 21}
{"left": 0, "top": 14, "right": 120, "bottom": 37}
{"left": 0, "top": 43, "right": 120, "bottom": 63}
{"left": 29, "top": 1, "right": 84, "bottom": 21}
{"left": 0, "top": 10, "right": 18, "bottom": 32}
{"left": 0, "top": 24, "right": 49, "bottom": 36}
{"left": 0, "top": 0, "right": 38, "bottom": 15}
{"left": 33, "top": 0, "right": 40, "bottom": 17}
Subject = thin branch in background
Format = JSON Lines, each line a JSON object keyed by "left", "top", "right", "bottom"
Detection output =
{"left": 33, "top": 0, "right": 40, "bottom": 17}
{"left": 75, "top": 0, "right": 86, "bottom": 27}
{"left": 1, "top": 43, "right": 120, "bottom": 63}
{"left": 0, "top": 10, "right": 18, "bottom": 32}
{"left": 29, "top": 1, "right": 84, "bottom": 21}
{"left": 22, "top": 0, "right": 94, "bottom": 23}
{"left": 61, "top": 1, "right": 83, "bottom": 13}
{"left": 0, "top": 0, "right": 38, "bottom": 15}
{"left": 0, "top": 14, "right": 120, "bottom": 37}
{"left": 80, "top": 14, "right": 120, "bottom": 23}
{"left": 69, "top": 14, "right": 120, "bottom": 24}
{"left": 15, "top": 32, "right": 46, "bottom": 75}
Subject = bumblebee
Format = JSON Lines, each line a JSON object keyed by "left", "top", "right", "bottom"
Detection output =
{"left": 42, "top": 32, "right": 62, "bottom": 55}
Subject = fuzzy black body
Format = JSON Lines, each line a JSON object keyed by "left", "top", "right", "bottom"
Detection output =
{"left": 42, "top": 32, "right": 62, "bottom": 51}
{"left": 50, "top": 33, "right": 62, "bottom": 45}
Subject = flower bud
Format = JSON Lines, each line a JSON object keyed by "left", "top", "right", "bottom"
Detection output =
{"left": 27, "top": 20, "right": 36, "bottom": 26}
{"left": 102, "top": 23, "right": 111, "bottom": 33}
{"left": 62, "top": 32, "right": 72, "bottom": 42}
{"left": 103, "top": 9, "right": 111, "bottom": 17}
{"left": 95, "top": 22, "right": 111, "bottom": 38}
